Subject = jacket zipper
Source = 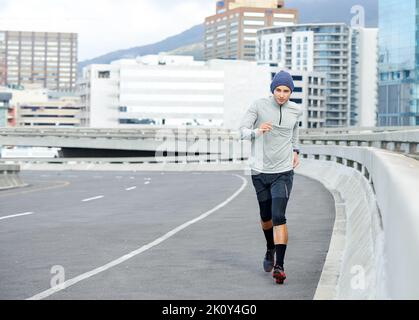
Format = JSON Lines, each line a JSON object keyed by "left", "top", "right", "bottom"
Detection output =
{"left": 279, "top": 104, "right": 283, "bottom": 126}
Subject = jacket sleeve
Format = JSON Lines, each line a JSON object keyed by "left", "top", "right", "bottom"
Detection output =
{"left": 239, "top": 103, "right": 262, "bottom": 141}
{"left": 291, "top": 111, "right": 302, "bottom": 152}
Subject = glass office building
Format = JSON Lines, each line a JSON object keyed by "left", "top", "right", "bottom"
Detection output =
{"left": 378, "top": 0, "right": 419, "bottom": 126}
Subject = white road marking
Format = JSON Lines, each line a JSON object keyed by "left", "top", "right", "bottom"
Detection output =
{"left": 125, "top": 186, "right": 137, "bottom": 191}
{"left": 129, "top": 177, "right": 135, "bottom": 180}
{"left": 81, "top": 196, "right": 104, "bottom": 202}
{"left": 144, "top": 181, "right": 150, "bottom": 185}
{"left": 27, "top": 174, "right": 247, "bottom": 300}
{"left": 0, "top": 212, "right": 34, "bottom": 221}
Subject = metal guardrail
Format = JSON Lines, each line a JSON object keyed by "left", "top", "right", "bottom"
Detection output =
{"left": 300, "top": 130, "right": 419, "bottom": 160}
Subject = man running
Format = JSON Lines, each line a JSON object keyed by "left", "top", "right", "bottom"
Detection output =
{"left": 239, "top": 70, "right": 302, "bottom": 284}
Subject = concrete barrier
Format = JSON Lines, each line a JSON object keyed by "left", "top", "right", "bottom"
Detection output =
{"left": 0, "top": 164, "right": 27, "bottom": 190}
{"left": 298, "top": 146, "right": 419, "bottom": 299}
{"left": 296, "top": 159, "right": 385, "bottom": 299}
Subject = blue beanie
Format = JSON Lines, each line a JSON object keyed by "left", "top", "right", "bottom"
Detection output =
{"left": 270, "top": 71, "right": 294, "bottom": 94}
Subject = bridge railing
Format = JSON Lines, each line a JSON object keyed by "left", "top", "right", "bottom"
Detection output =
{"left": 298, "top": 129, "right": 419, "bottom": 299}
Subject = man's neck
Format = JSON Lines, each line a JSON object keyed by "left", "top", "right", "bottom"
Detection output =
{"left": 271, "top": 96, "right": 289, "bottom": 107}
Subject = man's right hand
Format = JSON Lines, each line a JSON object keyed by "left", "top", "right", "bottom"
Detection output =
{"left": 258, "top": 121, "right": 273, "bottom": 134}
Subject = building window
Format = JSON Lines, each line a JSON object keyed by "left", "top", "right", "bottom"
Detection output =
{"left": 98, "top": 71, "right": 110, "bottom": 78}
{"left": 290, "top": 98, "right": 303, "bottom": 104}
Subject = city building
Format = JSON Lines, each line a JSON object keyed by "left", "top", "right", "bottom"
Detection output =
{"left": 78, "top": 54, "right": 272, "bottom": 129}
{"left": 0, "top": 92, "right": 12, "bottom": 127}
{"left": 289, "top": 70, "right": 327, "bottom": 129}
{"left": 351, "top": 28, "right": 378, "bottom": 127}
{"left": 204, "top": 0, "right": 298, "bottom": 61}
{"left": 0, "top": 30, "right": 78, "bottom": 92}
{"left": 378, "top": 0, "right": 419, "bottom": 126}
{"left": 1, "top": 84, "right": 82, "bottom": 127}
{"left": 257, "top": 23, "right": 378, "bottom": 127}
{"left": 16, "top": 98, "right": 82, "bottom": 127}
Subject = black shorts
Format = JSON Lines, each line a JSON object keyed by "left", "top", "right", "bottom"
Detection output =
{"left": 251, "top": 169, "right": 294, "bottom": 226}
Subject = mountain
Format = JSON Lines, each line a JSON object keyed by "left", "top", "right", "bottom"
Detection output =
{"left": 77, "top": 0, "right": 378, "bottom": 73}
{"left": 165, "top": 42, "right": 205, "bottom": 61}
{"left": 77, "top": 24, "right": 204, "bottom": 74}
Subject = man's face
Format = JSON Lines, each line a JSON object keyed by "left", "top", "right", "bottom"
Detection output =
{"left": 273, "top": 86, "right": 292, "bottom": 105}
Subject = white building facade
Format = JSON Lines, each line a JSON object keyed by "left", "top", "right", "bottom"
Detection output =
{"left": 78, "top": 54, "right": 272, "bottom": 129}
{"left": 351, "top": 28, "right": 378, "bottom": 127}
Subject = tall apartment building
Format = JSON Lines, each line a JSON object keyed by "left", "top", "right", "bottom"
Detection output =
{"left": 351, "top": 28, "right": 378, "bottom": 127}
{"left": 78, "top": 54, "right": 272, "bottom": 129}
{"left": 378, "top": 0, "right": 419, "bottom": 126}
{"left": 204, "top": 0, "right": 298, "bottom": 61}
{"left": 257, "top": 23, "right": 378, "bottom": 127}
{"left": 0, "top": 31, "right": 78, "bottom": 92}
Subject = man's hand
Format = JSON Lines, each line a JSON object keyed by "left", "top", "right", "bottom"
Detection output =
{"left": 258, "top": 121, "right": 273, "bottom": 135}
{"left": 293, "top": 152, "right": 300, "bottom": 169}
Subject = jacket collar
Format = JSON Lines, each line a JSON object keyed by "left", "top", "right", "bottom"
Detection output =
{"left": 270, "top": 96, "right": 289, "bottom": 109}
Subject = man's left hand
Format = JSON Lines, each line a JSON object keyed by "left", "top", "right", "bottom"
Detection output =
{"left": 293, "top": 152, "right": 300, "bottom": 169}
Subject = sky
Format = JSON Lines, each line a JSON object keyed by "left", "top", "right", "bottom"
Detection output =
{"left": 0, "top": 0, "right": 215, "bottom": 60}
{"left": 0, "top": 0, "right": 377, "bottom": 61}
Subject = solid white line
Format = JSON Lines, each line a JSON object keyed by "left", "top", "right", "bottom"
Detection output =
{"left": 125, "top": 186, "right": 137, "bottom": 191}
{"left": 27, "top": 174, "right": 247, "bottom": 300}
{"left": 0, "top": 212, "right": 34, "bottom": 221}
{"left": 81, "top": 195, "right": 104, "bottom": 202}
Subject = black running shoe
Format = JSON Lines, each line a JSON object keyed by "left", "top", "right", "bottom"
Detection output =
{"left": 263, "top": 248, "right": 275, "bottom": 272}
{"left": 273, "top": 265, "right": 286, "bottom": 284}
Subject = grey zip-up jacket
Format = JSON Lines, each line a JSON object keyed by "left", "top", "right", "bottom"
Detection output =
{"left": 239, "top": 96, "right": 303, "bottom": 174}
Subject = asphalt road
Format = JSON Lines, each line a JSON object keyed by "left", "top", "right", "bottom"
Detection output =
{"left": 0, "top": 170, "right": 335, "bottom": 300}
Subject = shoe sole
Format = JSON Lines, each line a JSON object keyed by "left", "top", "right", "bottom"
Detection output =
{"left": 273, "top": 271, "right": 286, "bottom": 284}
